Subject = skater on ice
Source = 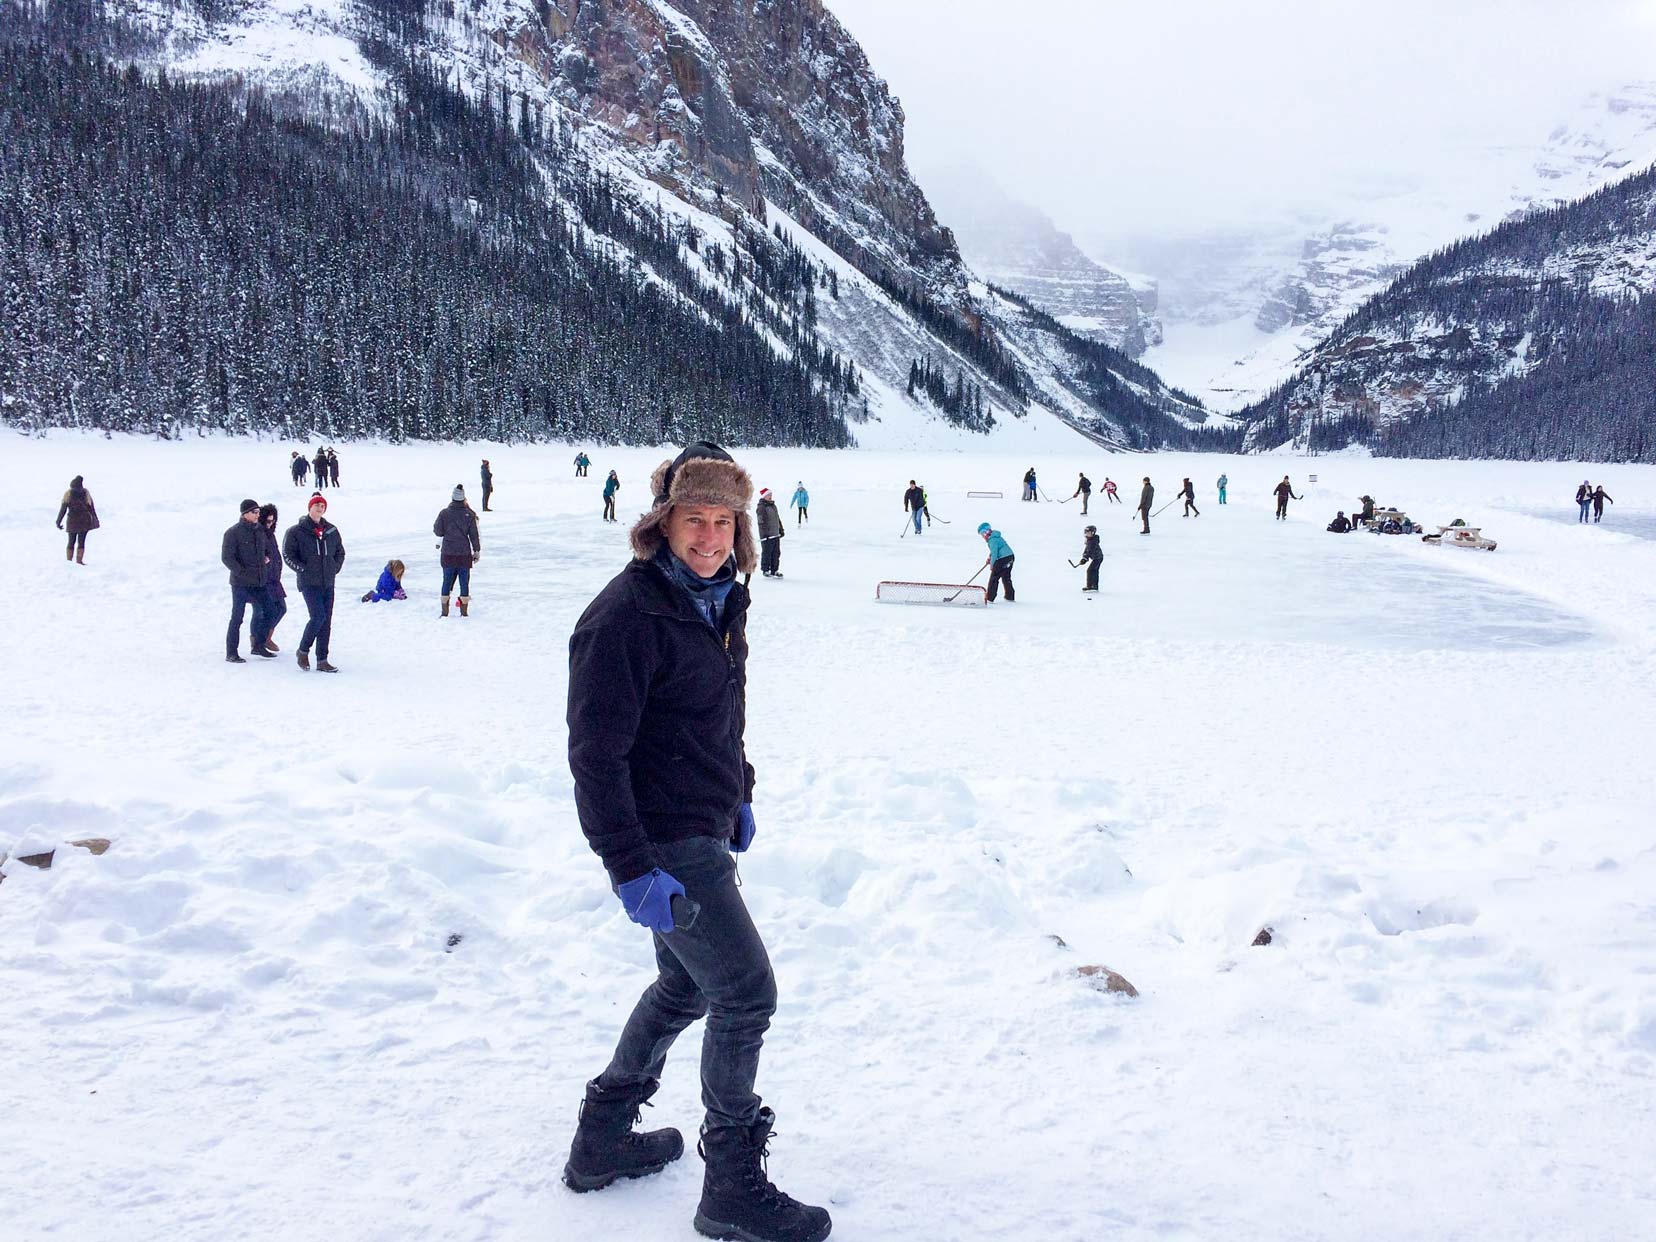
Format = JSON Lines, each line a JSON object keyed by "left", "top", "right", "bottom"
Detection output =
{"left": 282, "top": 493, "right": 345, "bottom": 672}
{"left": 1079, "top": 524, "right": 1102, "bottom": 592}
{"left": 1217, "top": 473, "right": 1228, "bottom": 505}
{"left": 55, "top": 474, "right": 99, "bottom": 565}
{"left": 603, "top": 470, "right": 621, "bottom": 523}
{"left": 575, "top": 451, "right": 591, "bottom": 478}
{"left": 1072, "top": 472, "right": 1092, "bottom": 514}
{"left": 1137, "top": 477, "right": 1154, "bottom": 534}
{"left": 564, "top": 441, "right": 831, "bottom": 1242}
{"left": 1103, "top": 477, "right": 1121, "bottom": 504}
{"left": 756, "top": 487, "right": 785, "bottom": 578}
{"left": 790, "top": 481, "right": 809, "bottom": 524}
{"left": 1576, "top": 480, "right": 1592, "bottom": 523}
{"left": 978, "top": 522, "right": 1016, "bottom": 602}
{"left": 903, "top": 479, "right": 926, "bottom": 535}
{"left": 1022, "top": 467, "right": 1038, "bottom": 501}
{"left": 434, "top": 485, "right": 481, "bottom": 617}
{"left": 1179, "top": 477, "right": 1200, "bottom": 517}
{"left": 1274, "top": 476, "right": 1301, "bottom": 520}
{"left": 1593, "top": 484, "right": 1613, "bottom": 523}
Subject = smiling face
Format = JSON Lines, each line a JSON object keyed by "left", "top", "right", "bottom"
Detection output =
{"left": 663, "top": 503, "right": 736, "bottom": 578}
{"left": 308, "top": 501, "right": 326, "bottom": 521}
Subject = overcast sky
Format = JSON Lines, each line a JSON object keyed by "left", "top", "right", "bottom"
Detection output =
{"left": 824, "top": 0, "right": 1656, "bottom": 244}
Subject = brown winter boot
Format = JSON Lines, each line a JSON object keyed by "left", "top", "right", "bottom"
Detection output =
{"left": 65, "top": 546, "right": 73, "bottom": 561}
{"left": 441, "top": 596, "right": 450, "bottom": 617}
{"left": 457, "top": 596, "right": 469, "bottom": 617}
{"left": 75, "top": 548, "right": 85, "bottom": 565}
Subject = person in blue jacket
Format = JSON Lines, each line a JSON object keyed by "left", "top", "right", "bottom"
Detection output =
{"left": 977, "top": 522, "right": 1015, "bottom": 602}
{"left": 790, "top": 482, "right": 809, "bottom": 524}
{"left": 602, "top": 470, "right": 621, "bottom": 523}
{"left": 360, "top": 559, "right": 408, "bottom": 603}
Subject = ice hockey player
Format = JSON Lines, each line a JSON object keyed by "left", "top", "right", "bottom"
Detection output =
{"left": 790, "top": 481, "right": 809, "bottom": 524}
{"left": 1327, "top": 512, "right": 1351, "bottom": 533}
{"left": 1274, "top": 476, "right": 1301, "bottom": 520}
{"left": 1072, "top": 472, "right": 1092, "bottom": 514}
{"left": 978, "top": 522, "right": 1016, "bottom": 601}
{"left": 756, "top": 487, "right": 785, "bottom": 577}
{"left": 1079, "top": 524, "right": 1102, "bottom": 592}
{"left": 1137, "top": 477, "right": 1154, "bottom": 535}
{"left": 1216, "top": 473, "right": 1228, "bottom": 505}
{"left": 1179, "top": 477, "right": 1200, "bottom": 517}
{"left": 564, "top": 440, "right": 831, "bottom": 1242}
{"left": 1104, "top": 477, "right": 1121, "bottom": 504}
{"left": 903, "top": 479, "right": 926, "bottom": 535}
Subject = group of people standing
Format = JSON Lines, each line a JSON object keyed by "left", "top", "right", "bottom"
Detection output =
{"left": 289, "top": 448, "right": 342, "bottom": 489}
{"left": 1575, "top": 480, "right": 1614, "bottom": 523}
{"left": 222, "top": 493, "right": 344, "bottom": 671}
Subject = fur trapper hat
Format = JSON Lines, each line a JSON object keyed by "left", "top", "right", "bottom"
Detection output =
{"left": 628, "top": 441, "right": 756, "bottom": 573}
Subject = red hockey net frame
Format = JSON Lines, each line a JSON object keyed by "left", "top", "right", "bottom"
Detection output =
{"left": 875, "top": 580, "right": 988, "bottom": 607}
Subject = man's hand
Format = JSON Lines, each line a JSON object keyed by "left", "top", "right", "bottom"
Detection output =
{"left": 616, "top": 868, "right": 687, "bottom": 933}
{"left": 732, "top": 803, "right": 756, "bottom": 853}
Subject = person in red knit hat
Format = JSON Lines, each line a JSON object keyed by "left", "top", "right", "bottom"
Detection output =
{"left": 281, "top": 493, "right": 346, "bottom": 672}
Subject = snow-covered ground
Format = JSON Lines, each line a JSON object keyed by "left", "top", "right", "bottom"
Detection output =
{"left": 4, "top": 435, "right": 1655, "bottom": 1242}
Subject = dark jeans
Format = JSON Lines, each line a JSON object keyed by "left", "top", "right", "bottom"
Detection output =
{"left": 760, "top": 537, "right": 781, "bottom": 575}
{"left": 253, "top": 585, "right": 287, "bottom": 647}
{"left": 227, "top": 584, "right": 259, "bottom": 655}
{"left": 1084, "top": 558, "right": 1100, "bottom": 590}
{"left": 796, "top": 507, "right": 808, "bottom": 523}
{"left": 441, "top": 565, "right": 472, "bottom": 596}
{"left": 596, "top": 835, "right": 777, "bottom": 1131}
{"left": 1139, "top": 507, "right": 1150, "bottom": 533}
{"left": 603, "top": 495, "right": 616, "bottom": 521}
{"left": 299, "top": 585, "right": 335, "bottom": 660}
{"left": 1276, "top": 500, "right": 1289, "bottom": 519}
{"left": 1184, "top": 497, "right": 1199, "bottom": 516}
{"left": 987, "top": 554, "right": 1015, "bottom": 602}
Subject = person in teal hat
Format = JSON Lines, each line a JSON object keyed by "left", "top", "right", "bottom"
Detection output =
{"left": 977, "top": 522, "right": 1015, "bottom": 602}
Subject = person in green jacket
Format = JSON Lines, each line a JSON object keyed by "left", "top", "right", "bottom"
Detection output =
{"left": 977, "top": 522, "right": 1015, "bottom": 602}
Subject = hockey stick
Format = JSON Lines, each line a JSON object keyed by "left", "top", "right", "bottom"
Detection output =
{"left": 1152, "top": 499, "right": 1179, "bottom": 518}
{"left": 900, "top": 514, "right": 915, "bottom": 538}
{"left": 943, "top": 562, "right": 989, "bottom": 603}
{"left": 927, "top": 510, "right": 951, "bottom": 524}
{"left": 1067, "top": 559, "right": 1080, "bottom": 568}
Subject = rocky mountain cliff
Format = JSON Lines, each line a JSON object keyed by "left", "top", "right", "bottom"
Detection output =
{"left": 2, "top": 0, "right": 1222, "bottom": 449}
{"left": 922, "top": 165, "right": 1161, "bottom": 357}
{"left": 1239, "top": 162, "right": 1656, "bottom": 461}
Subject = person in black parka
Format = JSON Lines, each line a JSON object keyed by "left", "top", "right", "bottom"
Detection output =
{"left": 1079, "top": 525, "right": 1102, "bottom": 592}
{"left": 1072, "top": 473, "right": 1092, "bottom": 514}
{"left": 282, "top": 492, "right": 346, "bottom": 672}
{"left": 481, "top": 459, "right": 494, "bottom": 512}
{"left": 222, "top": 499, "right": 266, "bottom": 663}
{"left": 252, "top": 504, "right": 288, "bottom": 654}
{"left": 564, "top": 442, "right": 830, "bottom": 1242}
{"left": 755, "top": 488, "right": 784, "bottom": 577}
{"left": 56, "top": 475, "right": 99, "bottom": 564}
{"left": 434, "top": 485, "right": 481, "bottom": 616}
{"left": 1179, "top": 477, "right": 1200, "bottom": 517}
{"left": 312, "top": 449, "right": 328, "bottom": 489}
{"left": 290, "top": 452, "right": 308, "bottom": 487}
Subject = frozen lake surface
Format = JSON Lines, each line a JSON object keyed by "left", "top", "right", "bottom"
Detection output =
{"left": 3, "top": 437, "right": 1654, "bottom": 1242}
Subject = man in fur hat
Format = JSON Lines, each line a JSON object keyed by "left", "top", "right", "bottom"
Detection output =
{"left": 564, "top": 442, "right": 830, "bottom": 1242}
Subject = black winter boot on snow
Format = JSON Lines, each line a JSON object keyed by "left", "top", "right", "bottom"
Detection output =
{"left": 562, "top": 1077, "right": 684, "bottom": 1193}
{"left": 694, "top": 1109, "right": 831, "bottom": 1242}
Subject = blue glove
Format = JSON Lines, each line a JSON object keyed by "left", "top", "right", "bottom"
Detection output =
{"left": 732, "top": 803, "right": 756, "bottom": 853}
{"left": 616, "top": 868, "right": 686, "bottom": 933}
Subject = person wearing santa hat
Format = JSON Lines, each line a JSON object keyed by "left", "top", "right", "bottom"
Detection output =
{"left": 754, "top": 487, "right": 784, "bottom": 579}
{"left": 281, "top": 493, "right": 346, "bottom": 672}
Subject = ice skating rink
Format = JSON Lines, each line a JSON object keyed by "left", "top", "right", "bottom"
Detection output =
{"left": 4, "top": 434, "right": 1654, "bottom": 1242}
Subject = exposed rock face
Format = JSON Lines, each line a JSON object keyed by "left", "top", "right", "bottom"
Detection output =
{"left": 925, "top": 166, "right": 1161, "bottom": 355}
{"left": 528, "top": 0, "right": 962, "bottom": 294}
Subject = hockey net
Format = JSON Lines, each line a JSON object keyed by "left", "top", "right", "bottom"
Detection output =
{"left": 966, "top": 490, "right": 1003, "bottom": 499}
{"left": 875, "top": 580, "right": 987, "bottom": 607}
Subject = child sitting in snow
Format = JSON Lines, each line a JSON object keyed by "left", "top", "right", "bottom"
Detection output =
{"left": 360, "top": 559, "right": 407, "bottom": 603}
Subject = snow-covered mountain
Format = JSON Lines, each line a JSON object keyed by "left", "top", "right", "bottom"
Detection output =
{"left": 1239, "top": 162, "right": 1656, "bottom": 461}
{"left": 1096, "top": 83, "right": 1656, "bottom": 413}
{"left": 921, "top": 165, "right": 1161, "bottom": 358}
{"left": 2, "top": 0, "right": 1222, "bottom": 451}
